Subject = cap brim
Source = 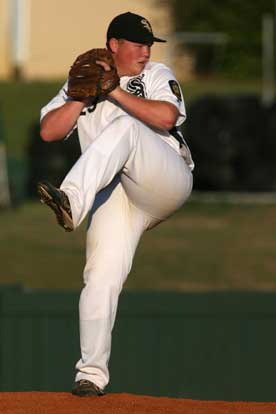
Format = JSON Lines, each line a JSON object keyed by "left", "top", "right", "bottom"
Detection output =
{"left": 153, "top": 37, "right": 166, "bottom": 43}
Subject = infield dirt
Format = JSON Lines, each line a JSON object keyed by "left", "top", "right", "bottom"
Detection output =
{"left": 1, "top": 392, "right": 276, "bottom": 414}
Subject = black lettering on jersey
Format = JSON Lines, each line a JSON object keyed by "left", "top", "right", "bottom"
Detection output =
{"left": 80, "top": 97, "right": 100, "bottom": 115}
{"left": 169, "top": 80, "right": 182, "bottom": 102}
{"left": 80, "top": 104, "right": 97, "bottom": 116}
{"left": 127, "top": 75, "right": 146, "bottom": 97}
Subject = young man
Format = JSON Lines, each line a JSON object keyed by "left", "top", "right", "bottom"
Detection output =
{"left": 38, "top": 12, "right": 194, "bottom": 396}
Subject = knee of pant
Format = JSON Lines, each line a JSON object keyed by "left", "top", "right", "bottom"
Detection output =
{"left": 84, "top": 251, "right": 132, "bottom": 286}
{"left": 80, "top": 279, "right": 122, "bottom": 319}
{"left": 88, "top": 278, "right": 121, "bottom": 296}
{"left": 83, "top": 263, "right": 129, "bottom": 292}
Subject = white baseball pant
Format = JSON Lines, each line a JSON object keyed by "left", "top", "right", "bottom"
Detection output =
{"left": 60, "top": 115, "right": 193, "bottom": 389}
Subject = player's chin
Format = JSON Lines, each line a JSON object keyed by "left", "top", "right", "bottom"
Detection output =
{"left": 133, "top": 63, "right": 146, "bottom": 75}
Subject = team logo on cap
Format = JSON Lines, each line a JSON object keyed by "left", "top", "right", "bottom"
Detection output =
{"left": 141, "top": 19, "right": 152, "bottom": 33}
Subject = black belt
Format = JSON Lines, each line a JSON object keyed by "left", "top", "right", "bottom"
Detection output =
{"left": 169, "top": 127, "right": 186, "bottom": 148}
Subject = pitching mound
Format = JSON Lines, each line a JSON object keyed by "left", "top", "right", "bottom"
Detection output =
{"left": 1, "top": 392, "right": 276, "bottom": 414}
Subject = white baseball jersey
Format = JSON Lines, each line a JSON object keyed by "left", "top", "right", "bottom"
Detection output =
{"left": 41, "top": 61, "right": 194, "bottom": 170}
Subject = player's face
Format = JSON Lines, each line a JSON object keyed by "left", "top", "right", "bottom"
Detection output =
{"left": 112, "top": 39, "right": 151, "bottom": 77}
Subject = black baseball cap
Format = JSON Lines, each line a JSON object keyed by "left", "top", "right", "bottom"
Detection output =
{"left": 107, "top": 12, "right": 166, "bottom": 46}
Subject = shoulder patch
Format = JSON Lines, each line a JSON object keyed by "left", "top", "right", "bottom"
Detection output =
{"left": 168, "top": 80, "right": 182, "bottom": 102}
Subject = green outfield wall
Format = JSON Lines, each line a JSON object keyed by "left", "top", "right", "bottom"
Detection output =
{"left": 0, "top": 285, "right": 276, "bottom": 401}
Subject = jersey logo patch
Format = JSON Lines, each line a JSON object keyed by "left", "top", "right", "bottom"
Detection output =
{"left": 127, "top": 75, "right": 146, "bottom": 98}
{"left": 169, "top": 80, "right": 182, "bottom": 102}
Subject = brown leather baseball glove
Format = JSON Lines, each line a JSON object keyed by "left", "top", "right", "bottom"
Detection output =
{"left": 67, "top": 48, "right": 120, "bottom": 101}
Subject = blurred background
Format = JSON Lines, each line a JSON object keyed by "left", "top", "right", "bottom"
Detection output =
{"left": 0, "top": 0, "right": 275, "bottom": 291}
{"left": 1, "top": 0, "right": 276, "bottom": 399}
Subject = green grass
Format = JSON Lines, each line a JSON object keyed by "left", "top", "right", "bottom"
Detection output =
{"left": 1, "top": 199, "right": 276, "bottom": 291}
{"left": 0, "top": 81, "right": 62, "bottom": 158}
{"left": 0, "top": 78, "right": 273, "bottom": 292}
{"left": 183, "top": 77, "right": 264, "bottom": 102}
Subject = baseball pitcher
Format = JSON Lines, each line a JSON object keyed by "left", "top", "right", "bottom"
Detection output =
{"left": 37, "top": 12, "right": 194, "bottom": 396}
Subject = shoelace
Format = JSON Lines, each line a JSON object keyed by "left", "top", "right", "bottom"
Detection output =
{"left": 79, "top": 379, "right": 91, "bottom": 386}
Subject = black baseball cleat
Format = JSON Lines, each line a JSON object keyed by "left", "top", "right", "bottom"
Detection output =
{"left": 72, "top": 379, "right": 105, "bottom": 397}
{"left": 37, "top": 181, "right": 74, "bottom": 232}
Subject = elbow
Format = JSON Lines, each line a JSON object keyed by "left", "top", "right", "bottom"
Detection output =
{"left": 40, "top": 125, "right": 57, "bottom": 142}
{"left": 161, "top": 116, "right": 177, "bottom": 131}
{"left": 163, "top": 119, "right": 176, "bottom": 131}
{"left": 40, "top": 125, "right": 51, "bottom": 142}
{"left": 160, "top": 106, "right": 179, "bottom": 130}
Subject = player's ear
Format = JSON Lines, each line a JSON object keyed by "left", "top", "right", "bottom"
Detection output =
{"left": 109, "top": 38, "right": 119, "bottom": 53}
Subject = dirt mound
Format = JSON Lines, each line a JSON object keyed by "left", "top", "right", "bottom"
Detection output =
{"left": 1, "top": 392, "right": 276, "bottom": 414}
